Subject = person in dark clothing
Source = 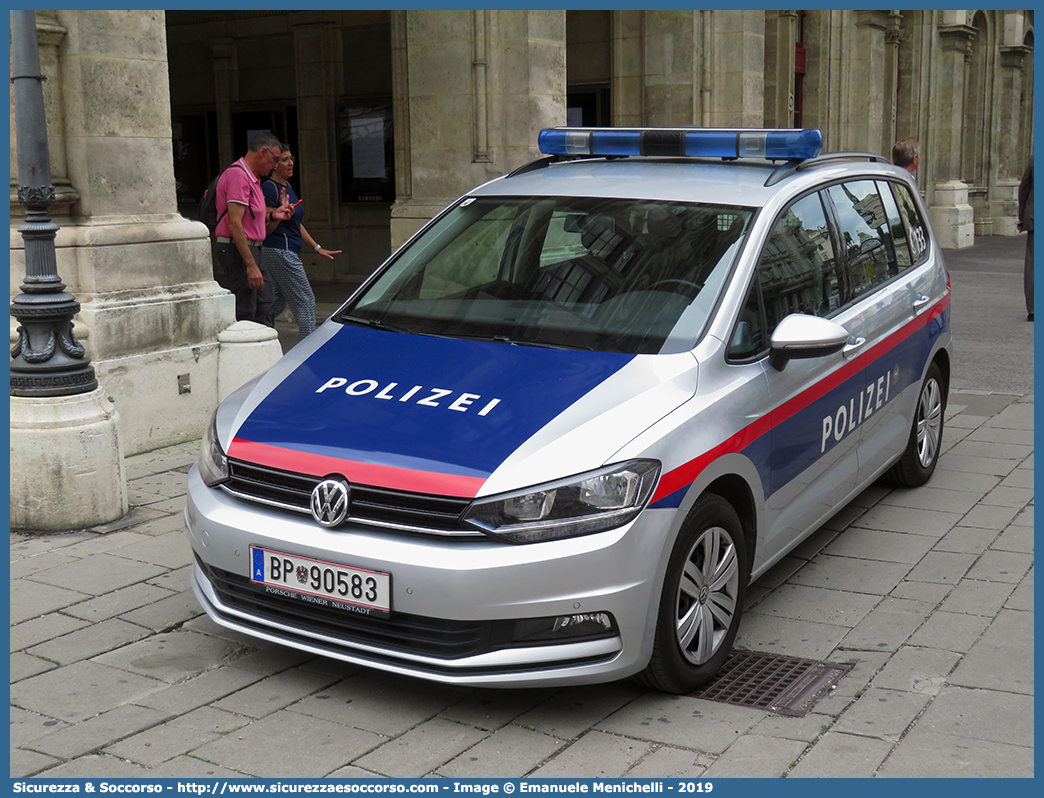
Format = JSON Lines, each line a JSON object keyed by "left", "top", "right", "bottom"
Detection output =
{"left": 214, "top": 132, "right": 294, "bottom": 325}
{"left": 261, "top": 146, "right": 341, "bottom": 339}
{"left": 1018, "top": 155, "right": 1034, "bottom": 322}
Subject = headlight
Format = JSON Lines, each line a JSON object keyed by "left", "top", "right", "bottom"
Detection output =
{"left": 198, "top": 409, "right": 229, "bottom": 487}
{"left": 463, "top": 460, "right": 661, "bottom": 544}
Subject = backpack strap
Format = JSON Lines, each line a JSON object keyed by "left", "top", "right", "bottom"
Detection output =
{"left": 216, "top": 162, "right": 256, "bottom": 226}
{"left": 262, "top": 178, "right": 280, "bottom": 207}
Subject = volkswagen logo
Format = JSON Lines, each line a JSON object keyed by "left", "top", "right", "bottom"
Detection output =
{"left": 310, "top": 478, "right": 351, "bottom": 527}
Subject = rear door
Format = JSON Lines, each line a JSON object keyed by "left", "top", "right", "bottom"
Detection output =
{"left": 823, "top": 179, "right": 942, "bottom": 484}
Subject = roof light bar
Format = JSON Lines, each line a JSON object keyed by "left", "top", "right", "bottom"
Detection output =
{"left": 538, "top": 127, "right": 824, "bottom": 161}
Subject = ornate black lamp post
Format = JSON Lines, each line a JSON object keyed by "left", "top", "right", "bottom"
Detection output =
{"left": 10, "top": 9, "right": 97, "bottom": 397}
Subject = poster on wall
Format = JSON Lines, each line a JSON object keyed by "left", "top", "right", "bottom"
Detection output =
{"left": 338, "top": 103, "right": 394, "bottom": 202}
{"left": 351, "top": 117, "right": 387, "bottom": 180}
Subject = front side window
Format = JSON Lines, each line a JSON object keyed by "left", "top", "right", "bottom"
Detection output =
{"left": 757, "top": 192, "right": 838, "bottom": 337}
{"left": 340, "top": 196, "right": 754, "bottom": 355}
{"left": 727, "top": 280, "right": 764, "bottom": 360}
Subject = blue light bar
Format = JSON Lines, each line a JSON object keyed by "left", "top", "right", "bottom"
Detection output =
{"left": 538, "top": 127, "right": 824, "bottom": 161}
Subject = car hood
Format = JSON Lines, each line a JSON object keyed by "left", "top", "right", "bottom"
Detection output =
{"left": 221, "top": 323, "right": 698, "bottom": 498}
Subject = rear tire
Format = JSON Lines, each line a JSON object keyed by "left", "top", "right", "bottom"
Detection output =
{"left": 883, "top": 361, "right": 945, "bottom": 487}
{"left": 639, "top": 493, "right": 749, "bottom": 694}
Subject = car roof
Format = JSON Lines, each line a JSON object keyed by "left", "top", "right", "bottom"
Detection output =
{"left": 468, "top": 152, "right": 910, "bottom": 208}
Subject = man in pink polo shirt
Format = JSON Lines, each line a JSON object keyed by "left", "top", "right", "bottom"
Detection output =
{"left": 214, "top": 132, "right": 293, "bottom": 325}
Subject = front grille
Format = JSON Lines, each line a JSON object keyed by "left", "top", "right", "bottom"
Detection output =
{"left": 224, "top": 459, "right": 476, "bottom": 535}
{"left": 200, "top": 556, "right": 508, "bottom": 659}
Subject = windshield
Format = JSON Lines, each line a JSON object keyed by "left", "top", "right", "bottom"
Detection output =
{"left": 338, "top": 196, "right": 754, "bottom": 354}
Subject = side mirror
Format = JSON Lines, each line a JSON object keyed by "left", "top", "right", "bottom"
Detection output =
{"left": 768, "top": 314, "right": 850, "bottom": 371}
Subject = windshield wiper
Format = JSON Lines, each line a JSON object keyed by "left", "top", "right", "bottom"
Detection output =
{"left": 337, "top": 314, "right": 416, "bottom": 334}
{"left": 338, "top": 316, "right": 592, "bottom": 350}
{"left": 454, "top": 332, "right": 593, "bottom": 351}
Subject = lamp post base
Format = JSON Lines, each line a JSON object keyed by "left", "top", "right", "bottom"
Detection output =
{"left": 11, "top": 388, "right": 128, "bottom": 532}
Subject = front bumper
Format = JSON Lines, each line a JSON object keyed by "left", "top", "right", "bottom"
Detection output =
{"left": 185, "top": 465, "right": 674, "bottom": 687}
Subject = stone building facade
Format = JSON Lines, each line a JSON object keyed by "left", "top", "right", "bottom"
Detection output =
{"left": 10, "top": 9, "right": 1035, "bottom": 461}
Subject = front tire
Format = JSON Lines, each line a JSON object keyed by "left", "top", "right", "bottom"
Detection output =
{"left": 639, "top": 493, "right": 749, "bottom": 694}
{"left": 883, "top": 361, "right": 945, "bottom": 487}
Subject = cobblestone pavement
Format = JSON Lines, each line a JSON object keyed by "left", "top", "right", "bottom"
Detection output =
{"left": 11, "top": 399, "right": 1033, "bottom": 780}
{"left": 10, "top": 242, "right": 1034, "bottom": 779}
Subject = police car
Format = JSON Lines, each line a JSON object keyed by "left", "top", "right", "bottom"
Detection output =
{"left": 186, "top": 128, "right": 951, "bottom": 693}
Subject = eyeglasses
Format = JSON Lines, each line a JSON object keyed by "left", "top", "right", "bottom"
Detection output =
{"left": 276, "top": 156, "right": 296, "bottom": 164}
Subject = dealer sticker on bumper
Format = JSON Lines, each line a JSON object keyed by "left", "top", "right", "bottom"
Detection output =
{"left": 250, "top": 545, "right": 391, "bottom": 617}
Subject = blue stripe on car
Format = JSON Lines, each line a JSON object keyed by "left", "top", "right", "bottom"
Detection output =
{"left": 232, "top": 324, "right": 635, "bottom": 487}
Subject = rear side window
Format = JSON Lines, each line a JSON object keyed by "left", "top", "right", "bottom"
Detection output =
{"left": 757, "top": 192, "right": 839, "bottom": 337}
{"left": 876, "top": 180, "right": 912, "bottom": 270}
{"left": 891, "top": 182, "right": 930, "bottom": 264}
{"left": 827, "top": 180, "right": 904, "bottom": 301}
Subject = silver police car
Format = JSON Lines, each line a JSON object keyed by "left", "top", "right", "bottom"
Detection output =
{"left": 186, "top": 128, "right": 950, "bottom": 693}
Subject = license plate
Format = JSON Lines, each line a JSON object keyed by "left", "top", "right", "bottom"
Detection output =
{"left": 250, "top": 546, "right": 391, "bottom": 618}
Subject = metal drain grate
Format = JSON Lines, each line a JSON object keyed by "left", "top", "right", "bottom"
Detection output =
{"left": 692, "top": 650, "right": 853, "bottom": 716}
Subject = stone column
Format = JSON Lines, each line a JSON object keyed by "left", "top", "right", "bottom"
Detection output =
{"left": 801, "top": 10, "right": 846, "bottom": 150}
{"left": 640, "top": 11, "right": 699, "bottom": 126}
{"left": 930, "top": 14, "right": 976, "bottom": 249}
{"left": 764, "top": 11, "right": 798, "bottom": 129}
{"left": 9, "top": 10, "right": 257, "bottom": 455}
{"left": 209, "top": 37, "right": 236, "bottom": 170}
{"left": 704, "top": 10, "right": 764, "bottom": 127}
{"left": 611, "top": 11, "right": 644, "bottom": 126}
{"left": 390, "top": 11, "right": 413, "bottom": 222}
{"left": 291, "top": 21, "right": 343, "bottom": 281}
{"left": 484, "top": 12, "right": 565, "bottom": 178}
{"left": 894, "top": 10, "right": 935, "bottom": 205}
{"left": 10, "top": 9, "right": 126, "bottom": 530}
{"left": 883, "top": 13, "right": 903, "bottom": 151}
{"left": 389, "top": 10, "right": 565, "bottom": 250}
{"left": 848, "top": 11, "right": 890, "bottom": 154}
{"left": 993, "top": 12, "right": 1031, "bottom": 236}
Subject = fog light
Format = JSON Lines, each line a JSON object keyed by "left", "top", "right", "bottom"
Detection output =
{"left": 513, "top": 612, "right": 616, "bottom": 643}
{"left": 553, "top": 613, "right": 614, "bottom": 635}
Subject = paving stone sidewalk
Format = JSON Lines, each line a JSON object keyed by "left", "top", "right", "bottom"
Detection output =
{"left": 9, "top": 387, "right": 1033, "bottom": 779}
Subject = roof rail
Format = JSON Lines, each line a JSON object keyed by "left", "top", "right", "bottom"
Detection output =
{"left": 765, "top": 151, "right": 892, "bottom": 187}
{"left": 506, "top": 152, "right": 635, "bottom": 179}
{"left": 506, "top": 155, "right": 563, "bottom": 178}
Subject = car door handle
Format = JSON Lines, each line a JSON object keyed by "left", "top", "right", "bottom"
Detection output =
{"left": 912, "top": 294, "right": 931, "bottom": 312}
{"left": 843, "top": 337, "right": 866, "bottom": 358}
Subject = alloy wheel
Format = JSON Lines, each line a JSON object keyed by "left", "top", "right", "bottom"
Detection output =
{"left": 916, "top": 377, "right": 943, "bottom": 468}
{"left": 674, "top": 525, "right": 740, "bottom": 665}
